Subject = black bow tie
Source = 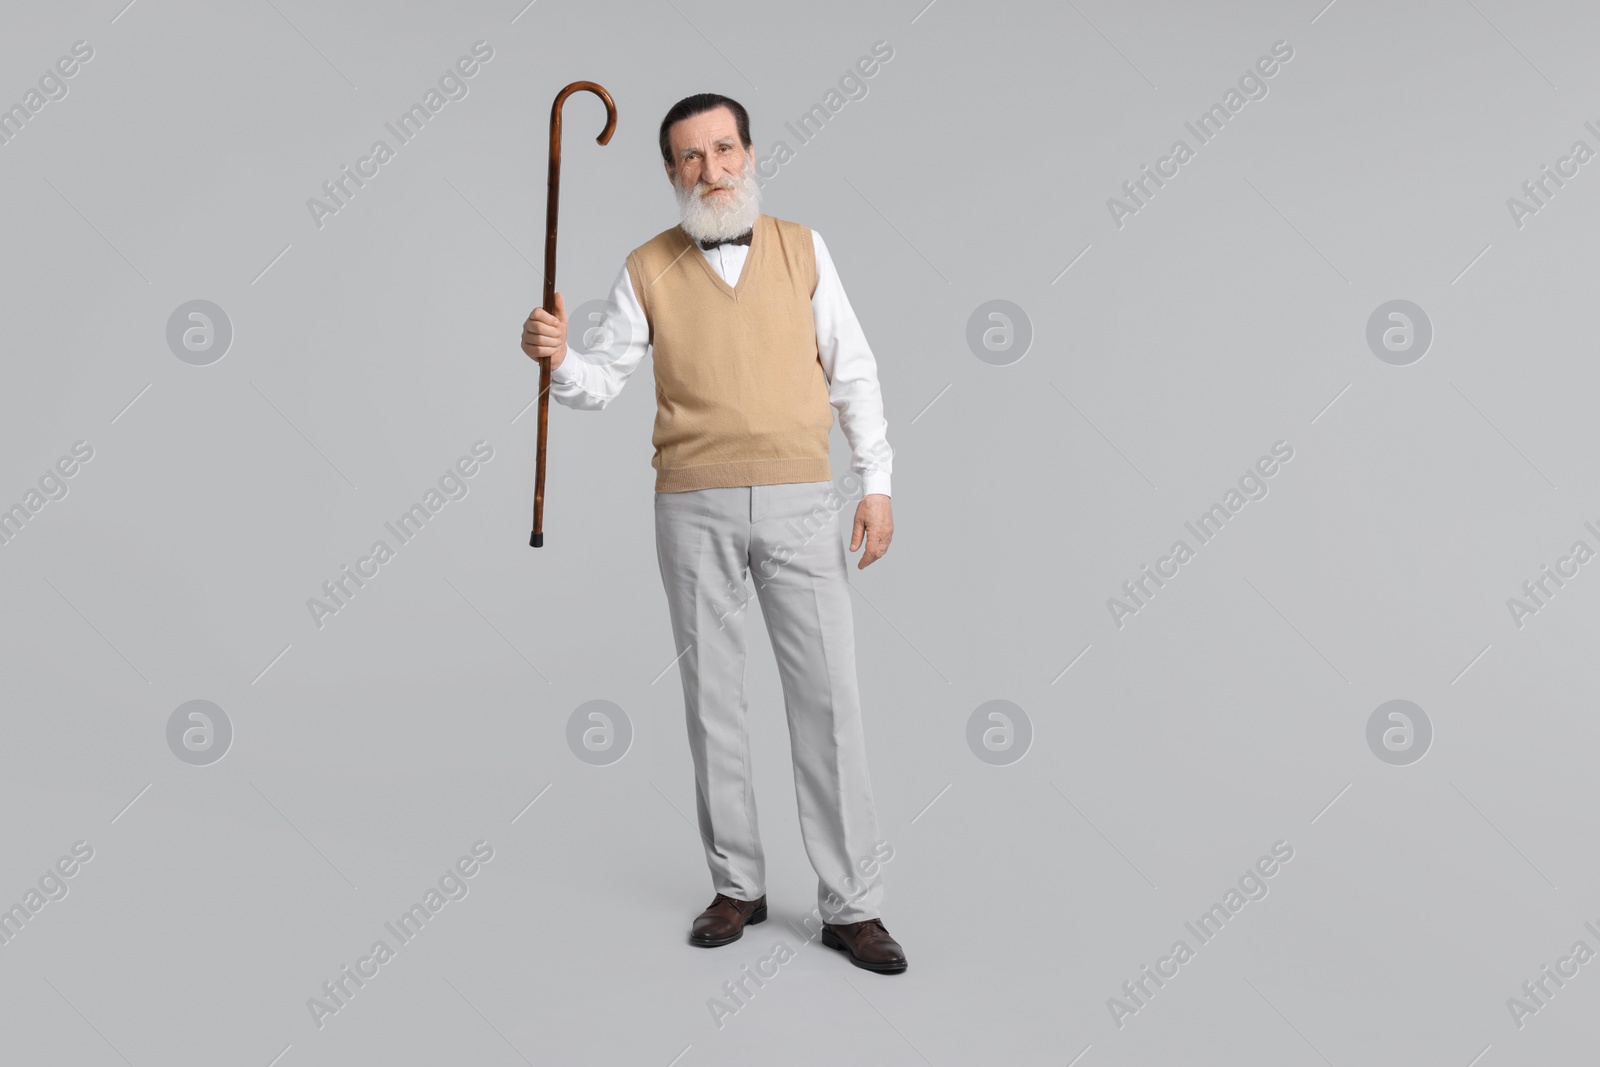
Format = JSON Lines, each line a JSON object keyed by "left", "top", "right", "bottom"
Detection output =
{"left": 697, "top": 229, "right": 752, "bottom": 251}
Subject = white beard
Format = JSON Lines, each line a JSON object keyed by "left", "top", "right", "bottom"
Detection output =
{"left": 674, "top": 165, "right": 761, "bottom": 244}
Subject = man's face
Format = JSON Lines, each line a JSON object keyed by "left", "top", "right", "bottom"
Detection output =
{"left": 664, "top": 106, "right": 749, "bottom": 195}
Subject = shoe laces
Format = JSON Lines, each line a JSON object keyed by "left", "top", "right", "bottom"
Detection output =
{"left": 842, "top": 917, "right": 889, "bottom": 941}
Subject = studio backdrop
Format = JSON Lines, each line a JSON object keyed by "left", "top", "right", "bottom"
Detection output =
{"left": 2, "top": 0, "right": 1597, "bottom": 1063}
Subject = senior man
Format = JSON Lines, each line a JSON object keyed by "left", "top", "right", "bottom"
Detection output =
{"left": 520, "top": 93, "right": 905, "bottom": 974}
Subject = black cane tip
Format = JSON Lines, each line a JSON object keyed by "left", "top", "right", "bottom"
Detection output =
{"left": 530, "top": 531, "right": 543, "bottom": 548}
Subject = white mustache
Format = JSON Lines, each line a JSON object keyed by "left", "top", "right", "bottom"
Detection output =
{"left": 676, "top": 165, "right": 760, "bottom": 243}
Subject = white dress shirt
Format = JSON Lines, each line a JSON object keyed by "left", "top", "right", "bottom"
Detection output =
{"left": 548, "top": 228, "right": 893, "bottom": 498}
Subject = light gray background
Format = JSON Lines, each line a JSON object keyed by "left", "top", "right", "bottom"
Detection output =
{"left": 2, "top": 0, "right": 1596, "bottom": 1063}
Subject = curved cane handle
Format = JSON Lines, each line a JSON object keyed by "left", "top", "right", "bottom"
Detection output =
{"left": 543, "top": 81, "right": 618, "bottom": 314}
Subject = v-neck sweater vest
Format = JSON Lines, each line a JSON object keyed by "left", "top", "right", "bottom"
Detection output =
{"left": 626, "top": 213, "right": 835, "bottom": 493}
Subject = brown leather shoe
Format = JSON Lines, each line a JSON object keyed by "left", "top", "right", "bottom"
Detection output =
{"left": 820, "top": 917, "right": 907, "bottom": 973}
{"left": 688, "top": 892, "right": 767, "bottom": 947}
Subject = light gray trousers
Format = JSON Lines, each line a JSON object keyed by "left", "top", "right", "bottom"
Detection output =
{"left": 654, "top": 478, "right": 885, "bottom": 925}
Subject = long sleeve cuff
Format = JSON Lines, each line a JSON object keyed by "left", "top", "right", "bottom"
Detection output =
{"left": 860, "top": 470, "right": 891, "bottom": 498}
{"left": 550, "top": 347, "right": 583, "bottom": 384}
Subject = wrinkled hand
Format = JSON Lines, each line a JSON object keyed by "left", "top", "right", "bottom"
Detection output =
{"left": 850, "top": 494, "right": 893, "bottom": 569}
{"left": 522, "top": 292, "right": 568, "bottom": 368}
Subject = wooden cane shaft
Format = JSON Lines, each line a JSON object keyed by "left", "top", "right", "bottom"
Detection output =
{"left": 531, "top": 81, "right": 617, "bottom": 549}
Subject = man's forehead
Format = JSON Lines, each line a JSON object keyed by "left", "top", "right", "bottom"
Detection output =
{"left": 671, "top": 107, "right": 738, "bottom": 149}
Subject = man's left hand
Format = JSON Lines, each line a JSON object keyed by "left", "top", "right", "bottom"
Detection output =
{"left": 850, "top": 494, "right": 893, "bottom": 569}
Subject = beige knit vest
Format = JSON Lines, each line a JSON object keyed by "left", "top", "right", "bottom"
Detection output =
{"left": 626, "top": 213, "right": 835, "bottom": 493}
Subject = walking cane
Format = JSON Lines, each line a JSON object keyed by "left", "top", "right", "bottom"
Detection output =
{"left": 531, "top": 80, "right": 618, "bottom": 548}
